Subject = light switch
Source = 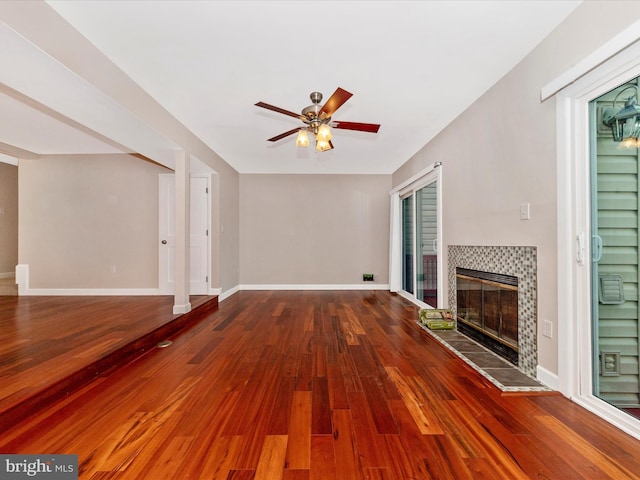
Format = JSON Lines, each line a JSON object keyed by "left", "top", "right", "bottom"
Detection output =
{"left": 520, "top": 203, "right": 530, "bottom": 220}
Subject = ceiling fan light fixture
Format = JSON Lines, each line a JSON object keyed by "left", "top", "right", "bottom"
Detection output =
{"left": 315, "top": 139, "right": 331, "bottom": 152}
{"left": 316, "top": 123, "right": 333, "bottom": 141}
{"left": 296, "top": 129, "right": 310, "bottom": 147}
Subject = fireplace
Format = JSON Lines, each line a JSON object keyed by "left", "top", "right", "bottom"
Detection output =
{"left": 448, "top": 245, "right": 537, "bottom": 377}
{"left": 456, "top": 268, "right": 519, "bottom": 365}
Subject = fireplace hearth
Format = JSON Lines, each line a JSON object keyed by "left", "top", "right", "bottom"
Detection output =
{"left": 456, "top": 268, "right": 518, "bottom": 365}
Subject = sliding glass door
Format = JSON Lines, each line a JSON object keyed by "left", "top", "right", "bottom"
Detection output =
{"left": 400, "top": 169, "right": 441, "bottom": 307}
{"left": 590, "top": 80, "right": 640, "bottom": 421}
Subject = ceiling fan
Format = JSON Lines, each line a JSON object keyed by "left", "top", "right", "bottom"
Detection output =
{"left": 255, "top": 87, "right": 381, "bottom": 152}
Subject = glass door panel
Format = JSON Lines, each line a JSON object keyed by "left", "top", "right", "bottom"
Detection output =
{"left": 590, "top": 80, "right": 640, "bottom": 421}
{"left": 402, "top": 195, "right": 414, "bottom": 295}
{"left": 416, "top": 182, "right": 438, "bottom": 307}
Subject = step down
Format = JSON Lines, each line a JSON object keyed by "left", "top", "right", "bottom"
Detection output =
{"left": 0, "top": 296, "right": 218, "bottom": 432}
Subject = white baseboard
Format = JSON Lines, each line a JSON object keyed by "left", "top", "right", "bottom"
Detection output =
{"left": 572, "top": 395, "right": 640, "bottom": 442}
{"left": 173, "top": 302, "right": 192, "bottom": 314}
{"left": 536, "top": 365, "right": 560, "bottom": 391}
{"left": 23, "top": 288, "right": 160, "bottom": 296}
{"left": 16, "top": 264, "right": 28, "bottom": 296}
{"left": 239, "top": 283, "right": 390, "bottom": 291}
{"left": 219, "top": 285, "right": 240, "bottom": 302}
{"left": 16, "top": 264, "right": 161, "bottom": 296}
{"left": 14, "top": 262, "right": 389, "bottom": 301}
{"left": 397, "top": 290, "right": 432, "bottom": 309}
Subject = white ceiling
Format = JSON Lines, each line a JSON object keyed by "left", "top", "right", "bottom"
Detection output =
{"left": 0, "top": 0, "right": 582, "bottom": 174}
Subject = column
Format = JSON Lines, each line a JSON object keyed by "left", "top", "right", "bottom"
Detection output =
{"left": 173, "top": 150, "right": 191, "bottom": 314}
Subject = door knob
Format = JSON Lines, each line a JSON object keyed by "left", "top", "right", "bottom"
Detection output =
{"left": 161, "top": 240, "right": 167, "bottom": 244}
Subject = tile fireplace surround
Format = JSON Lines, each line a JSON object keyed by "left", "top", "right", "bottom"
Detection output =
{"left": 448, "top": 245, "right": 538, "bottom": 378}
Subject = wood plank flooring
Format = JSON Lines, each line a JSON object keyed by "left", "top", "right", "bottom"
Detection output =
{"left": 0, "top": 295, "right": 217, "bottom": 431}
{"left": 2, "top": 291, "right": 640, "bottom": 479}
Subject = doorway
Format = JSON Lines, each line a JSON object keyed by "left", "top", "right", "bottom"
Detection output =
{"left": 0, "top": 159, "right": 18, "bottom": 295}
{"left": 158, "top": 174, "right": 210, "bottom": 295}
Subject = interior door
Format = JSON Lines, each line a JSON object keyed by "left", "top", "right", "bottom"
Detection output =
{"left": 158, "top": 174, "right": 209, "bottom": 295}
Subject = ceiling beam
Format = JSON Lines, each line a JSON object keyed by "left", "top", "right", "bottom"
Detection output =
{"left": 0, "top": 0, "right": 235, "bottom": 174}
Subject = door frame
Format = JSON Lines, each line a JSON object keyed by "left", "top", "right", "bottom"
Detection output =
{"left": 555, "top": 36, "right": 640, "bottom": 440}
{"left": 396, "top": 164, "right": 443, "bottom": 308}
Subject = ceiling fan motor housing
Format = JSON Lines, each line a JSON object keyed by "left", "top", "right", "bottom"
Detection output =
{"left": 302, "top": 105, "right": 328, "bottom": 126}
{"left": 302, "top": 92, "right": 330, "bottom": 132}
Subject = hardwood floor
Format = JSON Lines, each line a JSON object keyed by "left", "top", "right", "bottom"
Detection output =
{"left": 0, "top": 294, "right": 217, "bottom": 432}
{"left": 2, "top": 290, "right": 640, "bottom": 479}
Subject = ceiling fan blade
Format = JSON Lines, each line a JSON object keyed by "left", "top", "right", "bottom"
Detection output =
{"left": 332, "top": 121, "right": 381, "bottom": 133}
{"left": 255, "top": 101, "right": 303, "bottom": 120}
{"left": 267, "top": 127, "right": 301, "bottom": 142}
{"left": 319, "top": 87, "right": 353, "bottom": 117}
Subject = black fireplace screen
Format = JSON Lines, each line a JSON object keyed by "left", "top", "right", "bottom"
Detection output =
{"left": 456, "top": 268, "right": 518, "bottom": 351}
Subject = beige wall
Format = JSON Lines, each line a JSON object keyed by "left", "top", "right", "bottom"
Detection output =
{"left": 219, "top": 166, "right": 240, "bottom": 292}
{"left": 0, "top": 162, "right": 18, "bottom": 274}
{"left": 391, "top": 0, "right": 640, "bottom": 376}
{"left": 16, "top": 151, "right": 240, "bottom": 294}
{"left": 240, "top": 174, "right": 391, "bottom": 286}
{"left": 19, "top": 154, "right": 170, "bottom": 288}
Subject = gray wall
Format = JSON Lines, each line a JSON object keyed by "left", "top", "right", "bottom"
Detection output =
{"left": 391, "top": 0, "right": 640, "bottom": 376}
{"left": 0, "top": 162, "right": 18, "bottom": 274}
{"left": 240, "top": 174, "right": 391, "bottom": 286}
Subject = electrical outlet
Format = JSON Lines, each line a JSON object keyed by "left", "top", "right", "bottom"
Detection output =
{"left": 363, "top": 274, "right": 374, "bottom": 282}
{"left": 542, "top": 320, "right": 553, "bottom": 338}
{"left": 110, "top": 265, "right": 116, "bottom": 274}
